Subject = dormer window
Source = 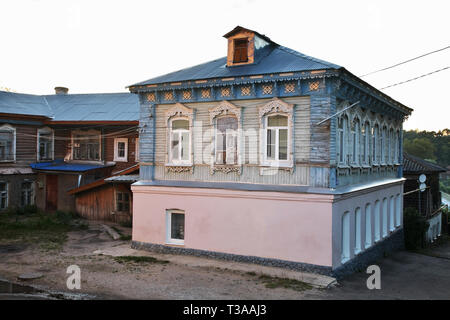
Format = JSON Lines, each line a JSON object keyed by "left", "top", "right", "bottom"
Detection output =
{"left": 233, "top": 38, "right": 248, "bottom": 63}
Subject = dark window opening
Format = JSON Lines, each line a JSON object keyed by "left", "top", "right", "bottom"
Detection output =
{"left": 233, "top": 38, "right": 248, "bottom": 63}
{"left": 116, "top": 192, "right": 130, "bottom": 212}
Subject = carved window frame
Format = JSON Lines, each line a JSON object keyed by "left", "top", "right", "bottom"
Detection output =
{"left": 165, "top": 103, "right": 194, "bottom": 170}
{"left": 0, "top": 124, "right": 16, "bottom": 162}
{"left": 258, "top": 98, "right": 294, "bottom": 168}
{"left": 209, "top": 101, "right": 242, "bottom": 174}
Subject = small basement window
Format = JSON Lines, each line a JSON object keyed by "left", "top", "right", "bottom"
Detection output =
{"left": 166, "top": 209, "right": 185, "bottom": 245}
{"left": 116, "top": 192, "right": 130, "bottom": 212}
{"left": 233, "top": 38, "right": 248, "bottom": 63}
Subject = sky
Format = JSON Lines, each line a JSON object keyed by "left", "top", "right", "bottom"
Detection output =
{"left": 0, "top": 0, "right": 449, "bottom": 131}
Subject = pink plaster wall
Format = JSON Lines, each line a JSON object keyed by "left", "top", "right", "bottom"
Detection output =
{"left": 131, "top": 186, "right": 334, "bottom": 267}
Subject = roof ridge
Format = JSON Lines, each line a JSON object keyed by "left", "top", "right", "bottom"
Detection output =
{"left": 277, "top": 46, "right": 340, "bottom": 69}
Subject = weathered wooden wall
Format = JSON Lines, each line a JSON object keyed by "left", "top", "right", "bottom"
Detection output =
{"left": 75, "top": 183, "right": 132, "bottom": 223}
{"left": 152, "top": 96, "right": 319, "bottom": 186}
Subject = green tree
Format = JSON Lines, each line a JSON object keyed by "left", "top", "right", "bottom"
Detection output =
{"left": 404, "top": 137, "right": 436, "bottom": 160}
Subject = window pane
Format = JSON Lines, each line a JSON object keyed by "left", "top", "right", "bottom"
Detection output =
{"left": 266, "top": 129, "right": 275, "bottom": 160}
{"left": 171, "top": 132, "right": 179, "bottom": 160}
{"left": 118, "top": 142, "right": 125, "bottom": 157}
{"left": 181, "top": 132, "right": 190, "bottom": 161}
{"left": 172, "top": 119, "right": 189, "bottom": 130}
{"left": 0, "top": 131, "right": 13, "bottom": 160}
{"left": 268, "top": 115, "right": 288, "bottom": 127}
{"left": 215, "top": 132, "right": 225, "bottom": 164}
{"left": 226, "top": 132, "right": 237, "bottom": 164}
{"left": 217, "top": 117, "right": 237, "bottom": 131}
{"left": 171, "top": 213, "right": 185, "bottom": 240}
{"left": 279, "top": 129, "right": 288, "bottom": 160}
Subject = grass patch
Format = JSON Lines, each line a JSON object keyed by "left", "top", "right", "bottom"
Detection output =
{"left": 0, "top": 208, "right": 88, "bottom": 251}
{"left": 258, "top": 275, "right": 313, "bottom": 292}
{"left": 114, "top": 255, "right": 170, "bottom": 265}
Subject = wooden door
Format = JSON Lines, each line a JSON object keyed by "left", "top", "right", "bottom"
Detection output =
{"left": 46, "top": 175, "right": 58, "bottom": 211}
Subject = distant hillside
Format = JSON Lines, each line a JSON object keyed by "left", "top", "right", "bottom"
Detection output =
{"left": 403, "top": 129, "right": 449, "bottom": 168}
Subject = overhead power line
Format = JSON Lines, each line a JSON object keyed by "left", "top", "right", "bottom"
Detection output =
{"left": 360, "top": 45, "right": 450, "bottom": 77}
{"left": 380, "top": 66, "right": 450, "bottom": 90}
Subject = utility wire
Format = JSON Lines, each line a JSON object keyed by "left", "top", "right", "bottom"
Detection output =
{"left": 380, "top": 66, "right": 450, "bottom": 90}
{"left": 360, "top": 45, "right": 450, "bottom": 77}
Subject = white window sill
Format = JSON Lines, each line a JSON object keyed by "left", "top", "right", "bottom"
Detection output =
{"left": 165, "top": 240, "right": 184, "bottom": 246}
{"left": 165, "top": 163, "right": 193, "bottom": 167}
{"left": 114, "top": 158, "right": 128, "bottom": 162}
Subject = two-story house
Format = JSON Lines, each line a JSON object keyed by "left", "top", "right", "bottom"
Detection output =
{"left": 128, "top": 26, "right": 412, "bottom": 277}
{"left": 0, "top": 88, "right": 140, "bottom": 223}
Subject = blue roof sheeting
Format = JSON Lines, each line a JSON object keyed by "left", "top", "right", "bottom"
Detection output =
{"left": 0, "top": 91, "right": 139, "bottom": 121}
{"left": 43, "top": 93, "right": 139, "bottom": 121}
{"left": 130, "top": 45, "right": 342, "bottom": 86}
{"left": 0, "top": 91, "right": 52, "bottom": 117}
{"left": 30, "top": 159, "right": 112, "bottom": 172}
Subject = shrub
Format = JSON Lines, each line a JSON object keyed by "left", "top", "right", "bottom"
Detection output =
{"left": 403, "top": 207, "right": 429, "bottom": 250}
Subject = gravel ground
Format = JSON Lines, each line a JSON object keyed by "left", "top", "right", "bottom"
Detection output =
{"left": 0, "top": 221, "right": 326, "bottom": 299}
{"left": 1, "top": 220, "right": 450, "bottom": 300}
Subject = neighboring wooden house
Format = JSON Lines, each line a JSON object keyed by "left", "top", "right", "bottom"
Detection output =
{"left": 68, "top": 165, "right": 139, "bottom": 223}
{"left": 403, "top": 153, "right": 446, "bottom": 241}
{"left": 128, "top": 26, "right": 413, "bottom": 277}
{"left": 0, "top": 88, "right": 140, "bottom": 221}
{"left": 403, "top": 153, "right": 446, "bottom": 217}
{"left": 0, "top": 92, "right": 52, "bottom": 210}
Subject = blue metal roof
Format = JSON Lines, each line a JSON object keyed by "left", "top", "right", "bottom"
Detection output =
{"left": 0, "top": 91, "right": 139, "bottom": 121}
{"left": 130, "top": 45, "right": 342, "bottom": 87}
{"left": 0, "top": 91, "right": 52, "bottom": 117}
{"left": 43, "top": 93, "right": 139, "bottom": 121}
{"left": 30, "top": 159, "right": 112, "bottom": 172}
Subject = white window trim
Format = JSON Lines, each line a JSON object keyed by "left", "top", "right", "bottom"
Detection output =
{"left": 37, "top": 127, "right": 54, "bottom": 162}
{"left": 135, "top": 137, "right": 140, "bottom": 162}
{"left": 71, "top": 129, "right": 102, "bottom": 162}
{"left": 337, "top": 115, "right": 348, "bottom": 166}
{"left": 0, "top": 124, "right": 16, "bottom": 163}
{"left": 168, "top": 118, "right": 192, "bottom": 165}
{"left": 209, "top": 100, "right": 242, "bottom": 169}
{"left": 114, "top": 138, "right": 128, "bottom": 162}
{"left": 258, "top": 98, "right": 294, "bottom": 168}
{"left": 166, "top": 209, "right": 185, "bottom": 245}
{"left": 165, "top": 103, "right": 193, "bottom": 167}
